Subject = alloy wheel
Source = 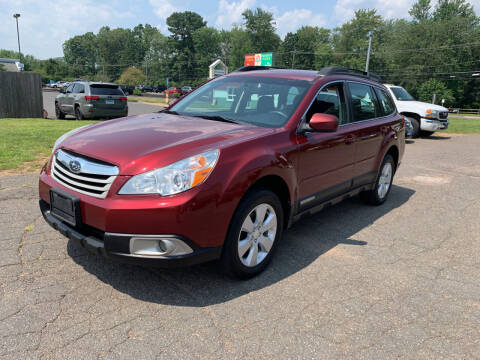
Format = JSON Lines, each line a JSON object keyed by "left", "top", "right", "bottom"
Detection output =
{"left": 237, "top": 203, "right": 277, "bottom": 267}
{"left": 377, "top": 162, "right": 392, "bottom": 199}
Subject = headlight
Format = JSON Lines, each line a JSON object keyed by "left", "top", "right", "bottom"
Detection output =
{"left": 52, "top": 125, "right": 91, "bottom": 153}
{"left": 118, "top": 149, "right": 220, "bottom": 196}
{"left": 426, "top": 109, "right": 439, "bottom": 119}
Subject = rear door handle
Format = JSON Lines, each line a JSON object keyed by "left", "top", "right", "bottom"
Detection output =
{"left": 344, "top": 134, "right": 356, "bottom": 145}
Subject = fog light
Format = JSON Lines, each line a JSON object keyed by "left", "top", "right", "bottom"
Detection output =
{"left": 129, "top": 236, "right": 193, "bottom": 257}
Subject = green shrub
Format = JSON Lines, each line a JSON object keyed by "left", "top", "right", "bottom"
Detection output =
{"left": 133, "top": 89, "right": 142, "bottom": 96}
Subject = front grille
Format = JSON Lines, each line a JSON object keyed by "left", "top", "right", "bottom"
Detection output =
{"left": 439, "top": 111, "right": 448, "bottom": 120}
{"left": 51, "top": 149, "right": 119, "bottom": 199}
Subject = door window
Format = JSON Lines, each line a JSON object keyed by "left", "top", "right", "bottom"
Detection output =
{"left": 73, "top": 83, "right": 85, "bottom": 94}
{"left": 65, "top": 84, "right": 74, "bottom": 93}
{"left": 374, "top": 88, "right": 396, "bottom": 116}
{"left": 347, "top": 82, "right": 380, "bottom": 121}
{"left": 306, "top": 83, "right": 347, "bottom": 125}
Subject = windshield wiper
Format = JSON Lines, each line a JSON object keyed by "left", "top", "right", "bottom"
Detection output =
{"left": 161, "top": 110, "right": 180, "bottom": 115}
{"left": 189, "top": 114, "right": 240, "bottom": 124}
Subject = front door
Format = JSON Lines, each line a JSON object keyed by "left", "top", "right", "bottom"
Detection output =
{"left": 296, "top": 82, "right": 356, "bottom": 212}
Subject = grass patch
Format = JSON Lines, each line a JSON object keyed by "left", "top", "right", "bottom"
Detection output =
{"left": 0, "top": 118, "right": 98, "bottom": 171}
{"left": 128, "top": 96, "right": 167, "bottom": 105}
{"left": 445, "top": 117, "right": 480, "bottom": 134}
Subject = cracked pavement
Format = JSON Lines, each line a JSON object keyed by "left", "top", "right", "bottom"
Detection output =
{"left": 1, "top": 134, "right": 479, "bottom": 359}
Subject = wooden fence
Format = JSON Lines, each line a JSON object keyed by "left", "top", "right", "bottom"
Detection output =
{"left": 0, "top": 72, "right": 43, "bottom": 118}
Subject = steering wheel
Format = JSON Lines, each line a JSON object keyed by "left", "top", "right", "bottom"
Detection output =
{"left": 268, "top": 110, "right": 288, "bottom": 119}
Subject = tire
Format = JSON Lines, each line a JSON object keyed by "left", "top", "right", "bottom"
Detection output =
{"left": 420, "top": 130, "right": 435, "bottom": 137}
{"left": 360, "top": 154, "right": 395, "bottom": 206}
{"left": 220, "top": 189, "right": 284, "bottom": 279}
{"left": 55, "top": 103, "right": 65, "bottom": 119}
{"left": 74, "top": 106, "right": 84, "bottom": 120}
{"left": 408, "top": 116, "right": 420, "bottom": 138}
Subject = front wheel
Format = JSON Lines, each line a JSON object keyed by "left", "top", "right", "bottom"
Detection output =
{"left": 55, "top": 103, "right": 65, "bottom": 119}
{"left": 220, "top": 189, "right": 283, "bottom": 279}
{"left": 360, "top": 154, "right": 395, "bottom": 206}
{"left": 408, "top": 116, "right": 420, "bottom": 138}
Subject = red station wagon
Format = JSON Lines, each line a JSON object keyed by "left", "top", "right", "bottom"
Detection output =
{"left": 39, "top": 66, "right": 405, "bottom": 278}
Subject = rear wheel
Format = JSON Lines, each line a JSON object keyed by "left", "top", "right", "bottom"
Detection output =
{"left": 220, "top": 189, "right": 283, "bottom": 279}
{"left": 74, "top": 106, "right": 84, "bottom": 120}
{"left": 360, "top": 154, "right": 395, "bottom": 206}
{"left": 55, "top": 103, "right": 65, "bottom": 119}
{"left": 408, "top": 116, "right": 420, "bottom": 138}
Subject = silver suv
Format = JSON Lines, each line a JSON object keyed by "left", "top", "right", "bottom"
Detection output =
{"left": 55, "top": 82, "right": 128, "bottom": 120}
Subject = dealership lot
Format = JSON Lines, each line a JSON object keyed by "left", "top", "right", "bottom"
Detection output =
{"left": 1, "top": 135, "right": 479, "bottom": 359}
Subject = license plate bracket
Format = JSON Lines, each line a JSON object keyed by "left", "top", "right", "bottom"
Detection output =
{"left": 49, "top": 188, "right": 81, "bottom": 227}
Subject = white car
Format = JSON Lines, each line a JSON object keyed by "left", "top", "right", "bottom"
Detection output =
{"left": 384, "top": 84, "right": 449, "bottom": 138}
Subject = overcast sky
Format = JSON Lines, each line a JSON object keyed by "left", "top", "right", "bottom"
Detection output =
{"left": 1, "top": 0, "right": 479, "bottom": 59}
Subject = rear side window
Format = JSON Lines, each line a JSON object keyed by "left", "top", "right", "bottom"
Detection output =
{"left": 73, "top": 83, "right": 85, "bottom": 93}
{"left": 347, "top": 82, "right": 380, "bottom": 121}
{"left": 89, "top": 85, "right": 123, "bottom": 95}
{"left": 375, "top": 88, "right": 396, "bottom": 116}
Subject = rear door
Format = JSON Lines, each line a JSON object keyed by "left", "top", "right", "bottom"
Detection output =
{"left": 60, "top": 84, "right": 75, "bottom": 114}
{"left": 346, "top": 82, "right": 385, "bottom": 187}
{"left": 89, "top": 84, "right": 126, "bottom": 110}
{"left": 296, "top": 81, "right": 357, "bottom": 212}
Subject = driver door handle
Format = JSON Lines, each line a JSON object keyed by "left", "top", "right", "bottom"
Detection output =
{"left": 344, "top": 134, "right": 356, "bottom": 145}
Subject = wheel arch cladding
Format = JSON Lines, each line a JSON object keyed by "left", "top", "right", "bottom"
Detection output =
{"left": 386, "top": 145, "right": 399, "bottom": 172}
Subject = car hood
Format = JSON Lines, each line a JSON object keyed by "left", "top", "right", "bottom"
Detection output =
{"left": 60, "top": 113, "right": 273, "bottom": 175}
{"left": 395, "top": 101, "right": 448, "bottom": 114}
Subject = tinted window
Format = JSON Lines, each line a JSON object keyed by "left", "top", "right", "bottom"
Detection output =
{"left": 348, "top": 83, "right": 380, "bottom": 121}
{"left": 73, "top": 83, "right": 85, "bottom": 93}
{"left": 89, "top": 84, "right": 123, "bottom": 95}
{"left": 65, "top": 84, "right": 74, "bottom": 93}
{"left": 390, "top": 87, "right": 415, "bottom": 101}
{"left": 170, "top": 76, "right": 310, "bottom": 128}
{"left": 306, "top": 83, "right": 348, "bottom": 125}
{"left": 375, "top": 88, "right": 396, "bottom": 116}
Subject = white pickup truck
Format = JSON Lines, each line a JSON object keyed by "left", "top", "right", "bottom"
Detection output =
{"left": 384, "top": 84, "right": 449, "bottom": 138}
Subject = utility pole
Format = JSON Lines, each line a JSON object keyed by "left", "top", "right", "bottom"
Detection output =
{"left": 13, "top": 14, "right": 21, "bottom": 61}
{"left": 365, "top": 31, "right": 372, "bottom": 73}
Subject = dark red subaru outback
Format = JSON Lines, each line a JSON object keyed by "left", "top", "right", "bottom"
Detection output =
{"left": 39, "top": 66, "right": 405, "bottom": 278}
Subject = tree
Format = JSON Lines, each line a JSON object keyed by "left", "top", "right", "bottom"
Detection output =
{"left": 417, "top": 79, "right": 454, "bottom": 104}
{"left": 117, "top": 67, "right": 146, "bottom": 86}
{"left": 63, "top": 32, "right": 98, "bottom": 74}
{"left": 433, "top": 0, "right": 477, "bottom": 22}
{"left": 166, "top": 11, "right": 207, "bottom": 81}
{"left": 193, "top": 27, "right": 222, "bottom": 77}
{"left": 242, "top": 8, "right": 280, "bottom": 52}
{"left": 220, "top": 28, "right": 253, "bottom": 70}
{"left": 409, "top": 0, "right": 432, "bottom": 22}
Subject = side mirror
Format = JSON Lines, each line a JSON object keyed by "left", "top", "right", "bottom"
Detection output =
{"left": 60, "top": 88, "right": 66, "bottom": 94}
{"left": 309, "top": 113, "right": 339, "bottom": 132}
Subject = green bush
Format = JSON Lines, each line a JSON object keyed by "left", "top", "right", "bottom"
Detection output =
{"left": 172, "top": 92, "right": 181, "bottom": 98}
{"left": 133, "top": 89, "right": 142, "bottom": 96}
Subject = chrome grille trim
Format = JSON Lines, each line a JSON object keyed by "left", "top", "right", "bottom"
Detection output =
{"left": 52, "top": 150, "right": 118, "bottom": 199}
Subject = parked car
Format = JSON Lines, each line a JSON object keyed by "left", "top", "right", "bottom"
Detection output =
{"left": 119, "top": 85, "right": 133, "bottom": 96}
{"left": 55, "top": 81, "right": 128, "bottom": 120}
{"left": 153, "top": 84, "right": 167, "bottom": 93}
{"left": 143, "top": 85, "right": 153, "bottom": 93}
{"left": 166, "top": 87, "right": 183, "bottom": 96}
{"left": 384, "top": 84, "right": 449, "bottom": 138}
{"left": 39, "top": 66, "right": 404, "bottom": 278}
{"left": 181, "top": 86, "right": 193, "bottom": 93}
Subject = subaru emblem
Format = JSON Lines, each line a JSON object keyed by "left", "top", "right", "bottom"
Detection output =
{"left": 69, "top": 160, "right": 81, "bottom": 174}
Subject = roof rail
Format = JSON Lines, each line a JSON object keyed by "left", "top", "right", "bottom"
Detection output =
{"left": 318, "top": 66, "right": 383, "bottom": 83}
{"left": 234, "top": 66, "right": 284, "bottom": 72}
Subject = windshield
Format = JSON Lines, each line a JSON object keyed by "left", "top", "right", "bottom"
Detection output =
{"left": 390, "top": 87, "right": 415, "bottom": 101}
{"left": 169, "top": 76, "right": 311, "bottom": 128}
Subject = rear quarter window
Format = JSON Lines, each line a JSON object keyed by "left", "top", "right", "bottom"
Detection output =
{"left": 89, "top": 85, "right": 123, "bottom": 96}
{"left": 375, "top": 88, "right": 396, "bottom": 116}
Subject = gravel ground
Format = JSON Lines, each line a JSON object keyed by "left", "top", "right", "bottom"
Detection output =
{"left": 0, "top": 134, "right": 479, "bottom": 359}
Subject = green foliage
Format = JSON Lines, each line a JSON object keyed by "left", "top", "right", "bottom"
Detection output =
{"left": 0, "top": 63, "right": 5, "bottom": 71}
{"left": 242, "top": 8, "right": 280, "bottom": 52}
{"left": 133, "top": 89, "right": 142, "bottom": 96}
{"left": 417, "top": 79, "right": 454, "bottom": 104}
{"left": 117, "top": 67, "right": 146, "bottom": 87}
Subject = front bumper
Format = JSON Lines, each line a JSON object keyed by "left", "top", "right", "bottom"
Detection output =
{"left": 40, "top": 199, "right": 222, "bottom": 268}
{"left": 421, "top": 118, "right": 449, "bottom": 131}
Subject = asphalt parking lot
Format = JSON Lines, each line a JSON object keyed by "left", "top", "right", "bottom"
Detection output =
{"left": 42, "top": 90, "right": 162, "bottom": 119}
{"left": 1, "top": 134, "right": 479, "bottom": 359}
